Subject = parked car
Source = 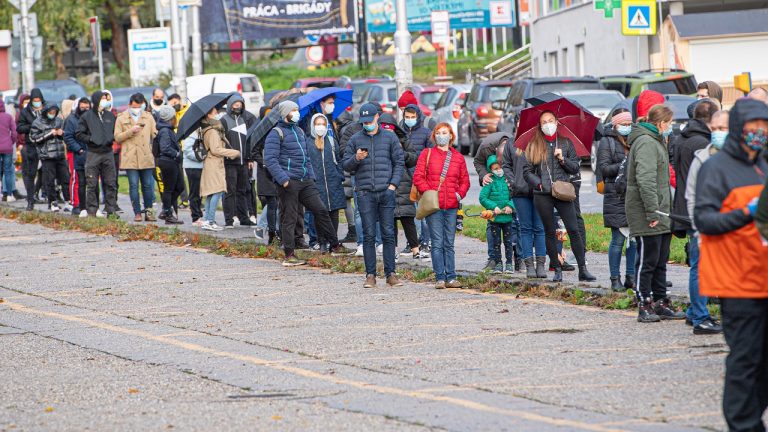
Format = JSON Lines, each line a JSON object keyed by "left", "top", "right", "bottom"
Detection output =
{"left": 35, "top": 79, "right": 88, "bottom": 105}
{"left": 495, "top": 76, "right": 605, "bottom": 137}
{"left": 183, "top": 73, "right": 264, "bottom": 114}
{"left": 353, "top": 82, "right": 433, "bottom": 119}
{"left": 418, "top": 85, "right": 448, "bottom": 111}
{"left": 110, "top": 86, "right": 155, "bottom": 113}
{"left": 291, "top": 77, "right": 337, "bottom": 89}
{"left": 600, "top": 70, "right": 697, "bottom": 98}
{"left": 457, "top": 80, "right": 514, "bottom": 155}
{"left": 335, "top": 77, "right": 395, "bottom": 105}
{"left": 428, "top": 83, "right": 471, "bottom": 143}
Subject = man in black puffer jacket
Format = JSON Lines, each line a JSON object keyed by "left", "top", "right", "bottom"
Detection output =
{"left": 221, "top": 94, "right": 257, "bottom": 227}
{"left": 76, "top": 90, "right": 117, "bottom": 217}
{"left": 29, "top": 105, "right": 70, "bottom": 212}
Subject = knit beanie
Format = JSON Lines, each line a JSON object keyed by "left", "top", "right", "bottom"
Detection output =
{"left": 277, "top": 101, "right": 298, "bottom": 119}
{"left": 158, "top": 105, "right": 176, "bottom": 122}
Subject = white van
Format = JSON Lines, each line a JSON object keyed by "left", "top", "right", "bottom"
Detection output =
{"left": 184, "top": 73, "right": 264, "bottom": 114}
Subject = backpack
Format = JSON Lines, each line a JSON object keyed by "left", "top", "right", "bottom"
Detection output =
{"left": 614, "top": 156, "right": 629, "bottom": 197}
{"left": 594, "top": 138, "right": 616, "bottom": 195}
{"left": 193, "top": 128, "right": 207, "bottom": 162}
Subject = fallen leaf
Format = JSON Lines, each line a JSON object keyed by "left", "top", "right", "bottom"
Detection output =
{"left": 271, "top": 415, "right": 283, "bottom": 421}
{"left": 44, "top": 407, "right": 54, "bottom": 412}
{"left": 128, "top": 388, "right": 140, "bottom": 394}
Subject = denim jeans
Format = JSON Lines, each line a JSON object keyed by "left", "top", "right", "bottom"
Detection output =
{"left": 125, "top": 168, "right": 155, "bottom": 215}
{"left": 358, "top": 189, "right": 396, "bottom": 277}
{"left": 686, "top": 231, "right": 710, "bottom": 325}
{"left": 204, "top": 192, "right": 223, "bottom": 223}
{"left": 608, "top": 227, "right": 636, "bottom": 278}
{"left": 354, "top": 190, "right": 381, "bottom": 247}
{"left": 426, "top": 208, "right": 458, "bottom": 282}
{"left": 490, "top": 221, "right": 516, "bottom": 264}
{"left": 305, "top": 211, "right": 318, "bottom": 245}
{"left": 0, "top": 153, "right": 14, "bottom": 195}
{"left": 513, "top": 196, "right": 545, "bottom": 259}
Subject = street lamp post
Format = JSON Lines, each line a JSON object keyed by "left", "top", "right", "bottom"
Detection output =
{"left": 393, "top": 0, "right": 412, "bottom": 102}
{"left": 19, "top": 0, "right": 35, "bottom": 92}
{"left": 191, "top": 3, "right": 203, "bottom": 76}
{"left": 170, "top": 0, "right": 187, "bottom": 100}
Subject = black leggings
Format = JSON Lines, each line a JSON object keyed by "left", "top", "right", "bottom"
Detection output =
{"left": 395, "top": 217, "right": 419, "bottom": 249}
{"left": 533, "top": 194, "right": 587, "bottom": 269}
{"left": 42, "top": 159, "right": 70, "bottom": 204}
{"left": 318, "top": 209, "right": 340, "bottom": 246}
{"left": 157, "top": 159, "right": 184, "bottom": 216}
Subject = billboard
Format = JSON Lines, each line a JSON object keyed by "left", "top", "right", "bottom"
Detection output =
{"left": 366, "top": 0, "right": 516, "bottom": 33}
{"left": 200, "top": 0, "right": 355, "bottom": 43}
{"left": 127, "top": 27, "right": 172, "bottom": 86}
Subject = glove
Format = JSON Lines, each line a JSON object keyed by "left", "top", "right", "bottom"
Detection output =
{"left": 747, "top": 197, "right": 759, "bottom": 216}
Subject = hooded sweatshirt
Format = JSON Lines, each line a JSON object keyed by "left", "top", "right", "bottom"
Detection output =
{"left": 221, "top": 94, "right": 257, "bottom": 166}
{"left": 400, "top": 103, "right": 432, "bottom": 157}
{"left": 695, "top": 98, "right": 768, "bottom": 298}
{"left": 63, "top": 97, "right": 91, "bottom": 170}
{"left": 75, "top": 90, "right": 116, "bottom": 153}
{"left": 0, "top": 100, "right": 18, "bottom": 154}
{"left": 16, "top": 88, "right": 45, "bottom": 135}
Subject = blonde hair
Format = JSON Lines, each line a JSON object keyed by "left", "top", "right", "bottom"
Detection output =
{"left": 646, "top": 105, "right": 674, "bottom": 127}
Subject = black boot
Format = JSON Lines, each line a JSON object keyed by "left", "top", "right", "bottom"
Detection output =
{"left": 268, "top": 231, "right": 277, "bottom": 245}
{"left": 610, "top": 277, "right": 623, "bottom": 292}
{"left": 578, "top": 266, "right": 596, "bottom": 282}
{"left": 553, "top": 267, "right": 563, "bottom": 282}
{"left": 624, "top": 275, "right": 635, "bottom": 289}
{"left": 26, "top": 201, "right": 34, "bottom": 211}
{"left": 13, "top": 190, "right": 26, "bottom": 200}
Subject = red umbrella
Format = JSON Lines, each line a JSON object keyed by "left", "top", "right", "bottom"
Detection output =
{"left": 513, "top": 97, "right": 599, "bottom": 157}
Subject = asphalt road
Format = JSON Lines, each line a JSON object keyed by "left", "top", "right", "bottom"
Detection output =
{"left": 0, "top": 219, "right": 729, "bottom": 431}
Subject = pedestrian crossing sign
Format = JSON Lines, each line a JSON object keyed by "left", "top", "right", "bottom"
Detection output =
{"left": 622, "top": 0, "right": 656, "bottom": 36}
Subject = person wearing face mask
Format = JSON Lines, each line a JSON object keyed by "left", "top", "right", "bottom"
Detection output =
{"left": 306, "top": 113, "right": 346, "bottom": 251}
{"left": 479, "top": 155, "right": 516, "bottom": 273}
{"left": 300, "top": 95, "right": 338, "bottom": 139}
{"left": 596, "top": 109, "right": 636, "bottom": 292}
{"left": 523, "top": 111, "right": 595, "bottom": 283}
{"left": 694, "top": 98, "right": 768, "bottom": 432}
{"left": 343, "top": 102, "right": 405, "bottom": 288}
{"left": 220, "top": 94, "right": 257, "bottom": 228}
{"left": 412, "top": 123, "right": 469, "bottom": 289}
{"left": 114, "top": 93, "right": 159, "bottom": 222}
{"left": 154, "top": 105, "right": 185, "bottom": 224}
{"left": 266, "top": 101, "right": 352, "bottom": 266}
{"left": 28, "top": 105, "right": 71, "bottom": 213}
{"left": 199, "top": 106, "right": 240, "bottom": 231}
{"left": 625, "top": 104, "right": 685, "bottom": 322}
{"left": 0, "top": 99, "right": 18, "bottom": 204}
{"left": 400, "top": 104, "right": 433, "bottom": 255}
{"left": 16, "top": 88, "right": 46, "bottom": 210}
{"left": 683, "top": 109, "right": 728, "bottom": 335}
{"left": 63, "top": 97, "right": 92, "bottom": 216}
{"left": 167, "top": 93, "right": 188, "bottom": 123}
{"left": 150, "top": 88, "right": 165, "bottom": 115}
{"left": 76, "top": 90, "right": 118, "bottom": 217}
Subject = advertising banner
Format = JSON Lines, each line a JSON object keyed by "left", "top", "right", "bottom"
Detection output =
{"left": 200, "top": 0, "right": 355, "bottom": 43}
{"left": 128, "top": 27, "right": 172, "bottom": 86}
{"left": 366, "top": 0, "right": 516, "bottom": 33}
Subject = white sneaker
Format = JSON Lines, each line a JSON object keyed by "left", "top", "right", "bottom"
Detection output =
{"left": 96, "top": 210, "right": 105, "bottom": 218}
{"left": 201, "top": 221, "right": 224, "bottom": 231}
{"left": 63, "top": 204, "right": 73, "bottom": 213}
{"left": 233, "top": 216, "right": 240, "bottom": 226}
{"left": 50, "top": 203, "right": 61, "bottom": 212}
{"left": 79, "top": 210, "right": 88, "bottom": 218}
{"left": 355, "top": 245, "right": 364, "bottom": 257}
{"left": 6, "top": 195, "right": 15, "bottom": 202}
{"left": 249, "top": 215, "right": 257, "bottom": 225}
{"left": 376, "top": 244, "right": 383, "bottom": 255}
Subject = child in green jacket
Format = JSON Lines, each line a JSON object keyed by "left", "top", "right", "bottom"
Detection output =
{"left": 479, "top": 155, "right": 517, "bottom": 273}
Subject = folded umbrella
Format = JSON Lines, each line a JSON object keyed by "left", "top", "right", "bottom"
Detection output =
{"left": 513, "top": 96, "right": 600, "bottom": 158}
{"left": 177, "top": 92, "right": 236, "bottom": 140}
{"left": 298, "top": 87, "right": 354, "bottom": 120}
{"left": 655, "top": 210, "right": 692, "bottom": 225}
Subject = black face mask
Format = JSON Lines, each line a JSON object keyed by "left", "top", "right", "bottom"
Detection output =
{"left": 232, "top": 108, "right": 243, "bottom": 115}
{"left": 173, "top": 104, "right": 181, "bottom": 112}
{"left": 153, "top": 98, "right": 163, "bottom": 106}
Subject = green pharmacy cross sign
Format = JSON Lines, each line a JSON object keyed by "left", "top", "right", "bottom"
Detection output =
{"left": 594, "top": 0, "right": 622, "bottom": 18}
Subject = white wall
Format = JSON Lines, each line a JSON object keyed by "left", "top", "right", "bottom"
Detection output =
{"left": 531, "top": 2, "right": 651, "bottom": 77}
{"left": 688, "top": 35, "right": 768, "bottom": 83}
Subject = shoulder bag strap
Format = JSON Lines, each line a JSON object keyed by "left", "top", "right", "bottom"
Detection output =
{"left": 438, "top": 149, "right": 452, "bottom": 190}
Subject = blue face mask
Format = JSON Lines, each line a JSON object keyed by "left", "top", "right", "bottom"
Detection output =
{"left": 32, "top": 101, "right": 42, "bottom": 109}
{"left": 616, "top": 125, "right": 632, "bottom": 136}
{"left": 363, "top": 122, "right": 377, "bottom": 133}
{"left": 404, "top": 118, "right": 417, "bottom": 128}
{"left": 710, "top": 131, "right": 728, "bottom": 150}
{"left": 47, "top": 113, "right": 56, "bottom": 120}
{"left": 662, "top": 127, "right": 673, "bottom": 138}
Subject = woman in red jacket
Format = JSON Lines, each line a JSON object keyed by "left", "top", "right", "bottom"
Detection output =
{"left": 413, "top": 123, "right": 470, "bottom": 289}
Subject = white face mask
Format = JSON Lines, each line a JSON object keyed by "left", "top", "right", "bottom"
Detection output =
{"left": 493, "top": 169, "right": 504, "bottom": 177}
{"left": 214, "top": 113, "right": 225, "bottom": 120}
{"left": 541, "top": 123, "right": 557, "bottom": 136}
{"left": 130, "top": 107, "right": 142, "bottom": 116}
{"left": 315, "top": 125, "right": 327, "bottom": 137}
{"left": 290, "top": 111, "right": 300, "bottom": 123}
{"left": 324, "top": 103, "right": 335, "bottom": 115}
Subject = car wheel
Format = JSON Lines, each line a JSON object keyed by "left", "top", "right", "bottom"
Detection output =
{"left": 590, "top": 141, "right": 598, "bottom": 172}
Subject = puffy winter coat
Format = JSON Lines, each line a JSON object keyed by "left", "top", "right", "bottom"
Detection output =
{"left": 200, "top": 118, "right": 240, "bottom": 197}
{"left": 597, "top": 129, "right": 630, "bottom": 228}
{"left": 474, "top": 133, "right": 510, "bottom": 185}
{"left": 307, "top": 115, "right": 345, "bottom": 212}
{"left": 624, "top": 123, "right": 672, "bottom": 238}
{"left": 221, "top": 94, "right": 257, "bottom": 166}
{"left": 394, "top": 135, "right": 418, "bottom": 218}
{"left": 15, "top": 87, "right": 44, "bottom": 136}
{"left": 479, "top": 155, "right": 515, "bottom": 224}
{"left": 264, "top": 120, "right": 315, "bottom": 185}
{"left": 0, "top": 100, "right": 17, "bottom": 154}
{"left": 63, "top": 110, "right": 87, "bottom": 170}
{"left": 156, "top": 120, "right": 181, "bottom": 163}
{"left": 671, "top": 118, "right": 710, "bottom": 234}
{"left": 400, "top": 104, "right": 432, "bottom": 157}
{"left": 29, "top": 108, "right": 66, "bottom": 160}
{"left": 342, "top": 127, "right": 404, "bottom": 193}
{"left": 114, "top": 109, "right": 157, "bottom": 170}
{"left": 501, "top": 143, "right": 531, "bottom": 197}
{"left": 413, "top": 146, "right": 470, "bottom": 210}
{"left": 337, "top": 112, "right": 361, "bottom": 199}
{"left": 523, "top": 136, "right": 580, "bottom": 195}
{"left": 76, "top": 90, "right": 116, "bottom": 154}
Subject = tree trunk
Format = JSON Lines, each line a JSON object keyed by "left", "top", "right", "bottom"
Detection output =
{"left": 105, "top": 1, "right": 127, "bottom": 70}
{"left": 129, "top": 5, "right": 142, "bottom": 29}
{"left": 54, "top": 50, "right": 68, "bottom": 79}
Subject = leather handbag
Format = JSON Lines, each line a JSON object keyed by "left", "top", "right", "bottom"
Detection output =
{"left": 545, "top": 144, "right": 577, "bottom": 202}
{"left": 409, "top": 149, "right": 431, "bottom": 201}
{"left": 416, "top": 149, "right": 452, "bottom": 220}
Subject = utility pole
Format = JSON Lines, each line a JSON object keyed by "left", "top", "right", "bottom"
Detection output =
{"left": 170, "top": 0, "right": 187, "bottom": 100}
{"left": 393, "top": 0, "right": 412, "bottom": 100}
{"left": 191, "top": 3, "right": 202, "bottom": 76}
{"left": 19, "top": 0, "right": 35, "bottom": 92}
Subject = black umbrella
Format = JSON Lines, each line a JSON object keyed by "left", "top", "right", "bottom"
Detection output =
{"left": 263, "top": 89, "right": 285, "bottom": 108}
{"left": 246, "top": 91, "right": 307, "bottom": 146}
{"left": 177, "top": 92, "right": 236, "bottom": 140}
{"left": 655, "top": 211, "right": 692, "bottom": 225}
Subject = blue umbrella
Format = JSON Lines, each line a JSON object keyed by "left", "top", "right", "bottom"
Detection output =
{"left": 298, "top": 87, "right": 353, "bottom": 120}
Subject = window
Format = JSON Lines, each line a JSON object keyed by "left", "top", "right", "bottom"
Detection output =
{"left": 562, "top": 48, "right": 568, "bottom": 76}
{"left": 646, "top": 77, "right": 698, "bottom": 95}
{"left": 603, "top": 82, "right": 631, "bottom": 97}
{"left": 549, "top": 52, "right": 558, "bottom": 76}
{"left": 387, "top": 87, "right": 397, "bottom": 101}
{"left": 482, "top": 85, "right": 513, "bottom": 103}
{"left": 366, "top": 86, "right": 384, "bottom": 102}
{"left": 469, "top": 85, "right": 482, "bottom": 103}
{"left": 240, "top": 77, "right": 260, "bottom": 93}
{"left": 507, "top": 82, "right": 526, "bottom": 107}
{"left": 575, "top": 44, "right": 585, "bottom": 76}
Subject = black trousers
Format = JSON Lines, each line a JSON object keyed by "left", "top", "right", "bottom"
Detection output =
{"left": 533, "top": 194, "right": 587, "bottom": 269}
{"left": 158, "top": 159, "right": 184, "bottom": 215}
{"left": 21, "top": 145, "right": 39, "bottom": 204}
{"left": 41, "top": 159, "right": 70, "bottom": 205}
{"left": 721, "top": 298, "right": 768, "bottom": 432}
{"left": 277, "top": 179, "right": 338, "bottom": 256}
{"left": 574, "top": 183, "right": 587, "bottom": 250}
{"left": 395, "top": 216, "right": 419, "bottom": 249}
{"left": 318, "top": 209, "right": 340, "bottom": 246}
{"left": 260, "top": 195, "right": 278, "bottom": 232}
{"left": 224, "top": 164, "right": 249, "bottom": 225}
{"left": 75, "top": 169, "right": 86, "bottom": 211}
{"left": 634, "top": 234, "right": 671, "bottom": 302}
{"left": 85, "top": 151, "right": 117, "bottom": 215}
{"left": 185, "top": 168, "right": 203, "bottom": 222}
{"left": 113, "top": 152, "right": 120, "bottom": 202}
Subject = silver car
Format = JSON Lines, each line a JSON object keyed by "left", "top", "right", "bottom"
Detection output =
{"left": 427, "top": 84, "right": 471, "bottom": 147}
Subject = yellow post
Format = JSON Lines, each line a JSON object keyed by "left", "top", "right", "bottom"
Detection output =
{"left": 734, "top": 72, "right": 752, "bottom": 95}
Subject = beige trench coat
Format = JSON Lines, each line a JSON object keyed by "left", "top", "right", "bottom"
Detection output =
{"left": 200, "top": 121, "right": 240, "bottom": 197}
{"left": 115, "top": 110, "right": 157, "bottom": 170}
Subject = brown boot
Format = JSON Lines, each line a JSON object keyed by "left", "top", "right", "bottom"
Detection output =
{"left": 386, "top": 274, "right": 403, "bottom": 287}
{"left": 364, "top": 275, "right": 377, "bottom": 288}
{"left": 144, "top": 209, "right": 157, "bottom": 222}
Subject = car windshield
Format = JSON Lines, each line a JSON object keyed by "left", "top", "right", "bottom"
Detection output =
{"left": 565, "top": 92, "right": 624, "bottom": 109}
{"left": 307, "top": 81, "right": 334, "bottom": 89}
{"left": 533, "top": 81, "right": 602, "bottom": 94}
{"left": 647, "top": 77, "right": 697, "bottom": 95}
{"left": 351, "top": 83, "right": 370, "bottom": 103}
{"left": 664, "top": 96, "right": 697, "bottom": 119}
{"left": 387, "top": 87, "right": 397, "bottom": 101}
{"left": 37, "top": 82, "right": 87, "bottom": 105}
{"left": 420, "top": 91, "right": 444, "bottom": 109}
{"left": 481, "top": 85, "right": 512, "bottom": 103}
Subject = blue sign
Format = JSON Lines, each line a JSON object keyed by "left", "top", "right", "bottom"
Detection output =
{"left": 133, "top": 42, "right": 168, "bottom": 51}
{"left": 627, "top": 5, "right": 651, "bottom": 29}
{"left": 366, "top": 0, "right": 516, "bottom": 33}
